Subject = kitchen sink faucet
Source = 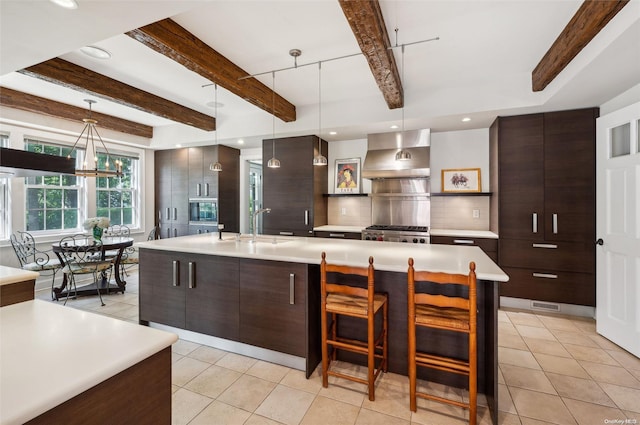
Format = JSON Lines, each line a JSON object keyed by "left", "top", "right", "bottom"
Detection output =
{"left": 252, "top": 208, "right": 271, "bottom": 242}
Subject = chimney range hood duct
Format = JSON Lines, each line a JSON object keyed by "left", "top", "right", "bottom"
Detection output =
{"left": 362, "top": 129, "right": 430, "bottom": 179}
{"left": 0, "top": 147, "right": 76, "bottom": 177}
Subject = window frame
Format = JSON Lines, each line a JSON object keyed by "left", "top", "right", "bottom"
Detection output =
{"left": 95, "top": 151, "right": 140, "bottom": 228}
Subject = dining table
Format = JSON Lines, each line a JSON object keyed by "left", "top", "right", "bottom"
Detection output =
{"left": 51, "top": 236, "right": 133, "bottom": 301}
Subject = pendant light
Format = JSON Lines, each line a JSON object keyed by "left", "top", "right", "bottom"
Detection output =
{"left": 267, "top": 71, "right": 281, "bottom": 168}
{"left": 209, "top": 83, "right": 223, "bottom": 172}
{"left": 313, "top": 61, "right": 328, "bottom": 166}
{"left": 67, "top": 99, "right": 123, "bottom": 177}
{"left": 395, "top": 44, "right": 411, "bottom": 161}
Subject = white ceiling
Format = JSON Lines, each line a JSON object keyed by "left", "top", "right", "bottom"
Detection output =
{"left": 1, "top": 0, "right": 639, "bottom": 150}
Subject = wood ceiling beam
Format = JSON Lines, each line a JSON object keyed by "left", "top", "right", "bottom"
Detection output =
{"left": 532, "top": 0, "right": 629, "bottom": 92}
{"left": 18, "top": 58, "right": 215, "bottom": 131}
{"left": 126, "top": 19, "right": 296, "bottom": 122}
{"left": 339, "top": 0, "right": 403, "bottom": 109}
{"left": 0, "top": 87, "right": 153, "bottom": 138}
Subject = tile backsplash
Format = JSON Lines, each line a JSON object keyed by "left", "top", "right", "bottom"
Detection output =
{"left": 327, "top": 196, "right": 372, "bottom": 227}
{"left": 430, "top": 196, "right": 490, "bottom": 230}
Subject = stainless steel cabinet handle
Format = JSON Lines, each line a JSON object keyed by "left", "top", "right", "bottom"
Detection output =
{"left": 188, "top": 262, "right": 195, "bottom": 288}
{"left": 453, "top": 239, "right": 474, "bottom": 245}
{"left": 304, "top": 210, "right": 309, "bottom": 225}
{"left": 205, "top": 183, "right": 210, "bottom": 197}
{"left": 552, "top": 213, "right": 558, "bottom": 234}
{"left": 172, "top": 260, "right": 180, "bottom": 286}
{"left": 532, "top": 213, "right": 538, "bottom": 233}
{"left": 329, "top": 233, "right": 345, "bottom": 238}
{"left": 279, "top": 231, "right": 294, "bottom": 236}
{"left": 532, "top": 243, "right": 557, "bottom": 249}
{"left": 166, "top": 228, "right": 171, "bottom": 239}
{"left": 166, "top": 208, "right": 171, "bottom": 221}
{"left": 174, "top": 228, "right": 177, "bottom": 238}
{"left": 158, "top": 210, "right": 162, "bottom": 221}
{"left": 289, "top": 273, "right": 295, "bottom": 305}
{"left": 197, "top": 183, "right": 202, "bottom": 197}
{"left": 173, "top": 208, "right": 177, "bottom": 221}
{"left": 533, "top": 272, "right": 558, "bottom": 279}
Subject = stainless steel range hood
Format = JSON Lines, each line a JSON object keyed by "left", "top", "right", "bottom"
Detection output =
{"left": 362, "top": 129, "right": 430, "bottom": 179}
{"left": 0, "top": 147, "right": 76, "bottom": 177}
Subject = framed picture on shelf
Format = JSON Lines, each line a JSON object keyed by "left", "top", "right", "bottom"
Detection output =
{"left": 441, "top": 168, "right": 482, "bottom": 193}
{"left": 335, "top": 158, "right": 361, "bottom": 194}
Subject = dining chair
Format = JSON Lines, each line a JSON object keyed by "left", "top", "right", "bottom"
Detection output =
{"left": 58, "top": 235, "right": 113, "bottom": 306}
{"left": 10, "top": 230, "right": 62, "bottom": 300}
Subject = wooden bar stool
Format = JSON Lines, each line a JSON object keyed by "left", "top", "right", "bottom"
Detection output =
{"left": 320, "top": 252, "right": 388, "bottom": 401}
{"left": 407, "top": 258, "right": 478, "bottom": 424}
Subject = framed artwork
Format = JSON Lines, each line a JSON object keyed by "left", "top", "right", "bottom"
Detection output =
{"left": 441, "top": 168, "right": 482, "bottom": 193}
{"left": 335, "top": 158, "right": 361, "bottom": 194}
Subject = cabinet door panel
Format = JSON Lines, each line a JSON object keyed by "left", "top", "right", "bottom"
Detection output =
{"left": 139, "top": 250, "right": 185, "bottom": 328}
{"left": 498, "top": 114, "right": 544, "bottom": 240}
{"left": 188, "top": 147, "right": 204, "bottom": 198}
{"left": 155, "top": 150, "right": 173, "bottom": 224}
{"left": 239, "top": 259, "right": 307, "bottom": 356}
{"left": 171, "top": 149, "right": 189, "bottom": 225}
{"left": 499, "top": 238, "right": 594, "bottom": 273}
{"left": 186, "top": 255, "right": 239, "bottom": 340}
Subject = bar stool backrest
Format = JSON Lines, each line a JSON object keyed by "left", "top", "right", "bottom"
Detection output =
{"left": 321, "top": 252, "right": 375, "bottom": 311}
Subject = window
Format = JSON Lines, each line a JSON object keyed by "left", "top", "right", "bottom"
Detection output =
{"left": 96, "top": 152, "right": 139, "bottom": 226}
{"left": 24, "top": 139, "right": 83, "bottom": 232}
{"left": 0, "top": 134, "right": 9, "bottom": 239}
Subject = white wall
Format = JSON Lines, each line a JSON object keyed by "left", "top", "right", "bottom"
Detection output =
{"left": 600, "top": 83, "right": 640, "bottom": 115}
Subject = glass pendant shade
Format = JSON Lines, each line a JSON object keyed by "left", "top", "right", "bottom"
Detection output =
{"left": 267, "top": 157, "right": 281, "bottom": 168}
{"left": 395, "top": 148, "right": 411, "bottom": 161}
{"left": 210, "top": 161, "right": 222, "bottom": 172}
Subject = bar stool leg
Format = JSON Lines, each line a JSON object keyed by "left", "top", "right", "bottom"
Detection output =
{"left": 321, "top": 299, "right": 329, "bottom": 388}
{"left": 383, "top": 301, "right": 388, "bottom": 372}
{"left": 368, "top": 310, "right": 375, "bottom": 401}
{"left": 331, "top": 313, "right": 338, "bottom": 362}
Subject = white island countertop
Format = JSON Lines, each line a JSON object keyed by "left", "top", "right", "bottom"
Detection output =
{"left": 430, "top": 229, "right": 499, "bottom": 239}
{"left": 0, "top": 300, "right": 178, "bottom": 425}
{"left": 137, "top": 233, "right": 508, "bottom": 282}
{"left": 0, "top": 265, "right": 39, "bottom": 286}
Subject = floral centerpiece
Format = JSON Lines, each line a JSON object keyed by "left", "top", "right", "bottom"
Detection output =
{"left": 83, "top": 217, "right": 110, "bottom": 241}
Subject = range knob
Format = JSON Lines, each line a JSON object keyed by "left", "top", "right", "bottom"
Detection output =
{"left": 364, "top": 236, "right": 370, "bottom": 240}
{"left": 377, "top": 236, "right": 383, "bottom": 241}
{"left": 419, "top": 238, "right": 426, "bottom": 243}
{"left": 401, "top": 239, "right": 408, "bottom": 243}
{"left": 413, "top": 238, "right": 418, "bottom": 243}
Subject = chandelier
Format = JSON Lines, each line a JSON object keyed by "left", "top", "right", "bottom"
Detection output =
{"left": 67, "top": 99, "right": 122, "bottom": 178}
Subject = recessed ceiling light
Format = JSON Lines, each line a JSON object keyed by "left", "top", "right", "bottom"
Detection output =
{"left": 390, "top": 125, "right": 399, "bottom": 129}
{"left": 49, "top": 0, "right": 78, "bottom": 9}
{"left": 237, "top": 139, "right": 244, "bottom": 145}
{"left": 205, "top": 101, "right": 224, "bottom": 108}
{"left": 80, "top": 46, "right": 111, "bottom": 60}
{"left": 462, "top": 117, "right": 471, "bottom": 122}
{"left": 329, "top": 131, "right": 337, "bottom": 136}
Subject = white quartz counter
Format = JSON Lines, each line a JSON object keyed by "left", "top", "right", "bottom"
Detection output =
{"left": 0, "top": 300, "right": 178, "bottom": 425}
{"left": 313, "top": 225, "right": 364, "bottom": 233}
{"left": 430, "top": 229, "right": 499, "bottom": 239}
{"left": 137, "top": 233, "right": 508, "bottom": 282}
{"left": 0, "top": 265, "right": 39, "bottom": 286}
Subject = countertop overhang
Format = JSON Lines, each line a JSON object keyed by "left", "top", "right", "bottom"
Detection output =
{"left": 137, "top": 233, "right": 508, "bottom": 282}
{"left": 0, "top": 265, "right": 39, "bottom": 285}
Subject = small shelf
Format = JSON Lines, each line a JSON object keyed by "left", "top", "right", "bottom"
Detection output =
{"left": 431, "top": 192, "right": 493, "bottom": 197}
{"left": 323, "top": 193, "right": 369, "bottom": 197}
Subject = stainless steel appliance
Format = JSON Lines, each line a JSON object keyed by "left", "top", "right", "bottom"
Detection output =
{"left": 362, "top": 225, "right": 430, "bottom": 243}
{"left": 188, "top": 198, "right": 217, "bottom": 225}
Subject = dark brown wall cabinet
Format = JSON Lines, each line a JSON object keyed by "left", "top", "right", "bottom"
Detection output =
{"left": 262, "top": 136, "right": 328, "bottom": 236}
{"left": 155, "top": 145, "right": 240, "bottom": 238}
{"left": 491, "top": 108, "right": 598, "bottom": 306}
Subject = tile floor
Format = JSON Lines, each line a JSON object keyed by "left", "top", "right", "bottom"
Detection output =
{"left": 38, "top": 271, "right": 640, "bottom": 425}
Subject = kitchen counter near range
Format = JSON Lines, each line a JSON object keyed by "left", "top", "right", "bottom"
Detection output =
{"left": 313, "top": 225, "right": 365, "bottom": 233}
{"left": 430, "top": 229, "right": 498, "bottom": 239}
{"left": 0, "top": 300, "right": 178, "bottom": 425}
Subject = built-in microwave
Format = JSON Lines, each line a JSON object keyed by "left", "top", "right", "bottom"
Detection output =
{"left": 189, "top": 198, "right": 217, "bottom": 225}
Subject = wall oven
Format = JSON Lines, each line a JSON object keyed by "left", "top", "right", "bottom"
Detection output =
{"left": 189, "top": 198, "right": 218, "bottom": 225}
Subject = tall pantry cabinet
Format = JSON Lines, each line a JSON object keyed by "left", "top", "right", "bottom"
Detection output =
{"left": 492, "top": 108, "right": 598, "bottom": 307}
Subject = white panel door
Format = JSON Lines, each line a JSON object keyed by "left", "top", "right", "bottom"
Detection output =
{"left": 596, "top": 101, "right": 640, "bottom": 358}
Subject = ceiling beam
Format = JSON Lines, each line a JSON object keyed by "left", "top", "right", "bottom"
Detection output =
{"left": 532, "top": 0, "right": 629, "bottom": 92}
{"left": 0, "top": 87, "right": 153, "bottom": 138}
{"left": 18, "top": 58, "right": 215, "bottom": 131}
{"left": 339, "top": 0, "right": 403, "bottom": 109}
{"left": 126, "top": 19, "right": 296, "bottom": 123}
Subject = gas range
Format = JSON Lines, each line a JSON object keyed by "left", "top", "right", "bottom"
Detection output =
{"left": 362, "top": 225, "right": 430, "bottom": 244}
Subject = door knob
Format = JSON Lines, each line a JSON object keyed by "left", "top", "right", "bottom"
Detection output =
{"left": 595, "top": 238, "right": 604, "bottom": 246}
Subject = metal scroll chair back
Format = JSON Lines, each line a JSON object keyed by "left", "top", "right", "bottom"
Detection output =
{"left": 59, "top": 235, "right": 112, "bottom": 306}
{"left": 10, "top": 230, "right": 62, "bottom": 300}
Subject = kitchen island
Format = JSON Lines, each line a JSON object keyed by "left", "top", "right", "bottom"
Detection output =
{"left": 137, "top": 233, "right": 508, "bottom": 423}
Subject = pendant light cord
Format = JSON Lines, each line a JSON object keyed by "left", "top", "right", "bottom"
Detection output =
{"left": 272, "top": 71, "right": 276, "bottom": 159}
{"left": 318, "top": 61, "right": 322, "bottom": 148}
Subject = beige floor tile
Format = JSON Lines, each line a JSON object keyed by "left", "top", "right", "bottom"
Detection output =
{"left": 187, "top": 345, "right": 228, "bottom": 364}
{"left": 498, "top": 367, "right": 506, "bottom": 384}
{"left": 506, "top": 311, "right": 545, "bottom": 328}
{"left": 498, "top": 310, "right": 512, "bottom": 323}
{"left": 562, "top": 398, "right": 628, "bottom": 425}
{"left": 571, "top": 320, "right": 597, "bottom": 334}
{"left": 255, "top": 385, "right": 316, "bottom": 425}
{"left": 629, "top": 368, "right": 640, "bottom": 381}
{"left": 246, "top": 360, "right": 290, "bottom": 383}
{"left": 515, "top": 325, "right": 557, "bottom": 341}
{"left": 499, "top": 332, "right": 530, "bottom": 350}
{"left": 537, "top": 315, "right": 581, "bottom": 332}
{"left": 500, "top": 321, "right": 521, "bottom": 336}
{"left": 499, "top": 347, "right": 542, "bottom": 370}
{"left": 523, "top": 337, "right": 572, "bottom": 358}
{"left": 509, "top": 387, "right": 576, "bottom": 425}
{"left": 184, "top": 364, "right": 242, "bottom": 399}
{"left": 172, "top": 351, "right": 184, "bottom": 364}
{"left": 215, "top": 352, "right": 258, "bottom": 373}
{"left": 171, "top": 388, "right": 213, "bottom": 425}
{"left": 520, "top": 419, "right": 559, "bottom": 425}
{"left": 533, "top": 353, "right": 590, "bottom": 379}
{"left": 217, "top": 374, "right": 277, "bottom": 412}
{"left": 545, "top": 372, "right": 615, "bottom": 407}
{"left": 550, "top": 330, "right": 600, "bottom": 348}
{"left": 189, "top": 400, "right": 251, "bottom": 425}
{"left": 280, "top": 368, "right": 324, "bottom": 394}
{"left": 172, "top": 384, "right": 180, "bottom": 394}
{"left": 624, "top": 411, "right": 640, "bottom": 421}
{"left": 578, "top": 361, "right": 640, "bottom": 389}
{"left": 606, "top": 350, "right": 640, "bottom": 372}
{"left": 410, "top": 402, "right": 468, "bottom": 425}
{"left": 500, "top": 364, "right": 556, "bottom": 394}
{"left": 320, "top": 376, "right": 367, "bottom": 407}
{"left": 498, "top": 384, "right": 517, "bottom": 414}
{"left": 588, "top": 334, "right": 627, "bottom": 352}
{"left": 493, "top": 411, "right": 523, "bottom": 425}
{"left": 244, "top": 414, "right": 283, "bottom": 425}
{"left": 379, "top": 371, "right": 410, "bottom": 390}
{"left": 300, "top": 395, "right": 360, "bottom": 425}
{"left": 105, "top": 304, "right": 138, "bottom": 319}
{"left": 416, "top": 379, "right": 463, "bottom": 401}
{"left": 356, "top": 408, "right": 410, "bottom": 425}
{"left": 563, "top": 344, "right": 620, "bottom": 366}
{"left": 172, "top": 339, "right": 202, "bottom": 356}
{"left": 361, "top": 381, "right": 412, "bottom": 421}
{"left": 172, "top": 356, "right": 211, "bottom": 387}
{"left": 599, "top": 383, "right": 640, "bottom": 413}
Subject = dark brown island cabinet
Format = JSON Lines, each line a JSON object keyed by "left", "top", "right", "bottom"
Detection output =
{"left": 155, "top": 145, "right": 240, "bottom": 238}
{"left": 431, "top": 236, "right": 498, "bottom": 263}
{"left": 262, "top": 135, "right": 328, "bottom": 236}
{"left": 491, "top": 107, "right": 598, "bottom": 307}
